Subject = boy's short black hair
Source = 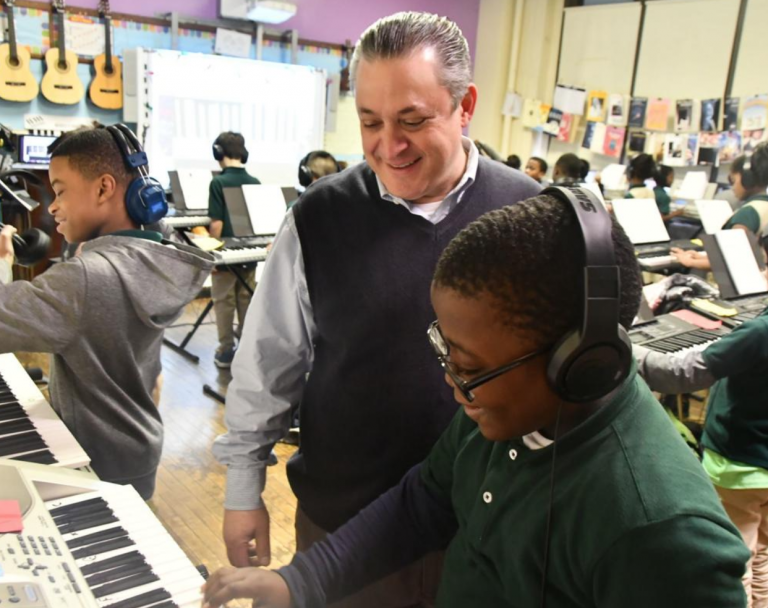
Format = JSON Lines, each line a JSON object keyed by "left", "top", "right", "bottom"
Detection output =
{"left": 579, "top": 158, "right": 590, "bottom": 181}
{"left": 529, "top": 156, "right": 548, "bottom": 174}
{"left": 433, "top": 194, "right": 642, "bottom": 346}
{"left": 654, "top": 164, "right": 674, "bottom": 188}
{"left": 627, "top": 153, "right": 656, "bottom": 181}
{"left": 554, "top": 153, "right": 583, "bottom": 180}
{"left": 214, "top": 131, "right": 248, "bottom": 161}
{"left": 505, "top": 154, "right": 521, "bottom": 170}
{"left": 733, "top": 143, "right": 768, "bottom": 188}
{"left": 48, "top": 126, "right": 135, "bottom": 186}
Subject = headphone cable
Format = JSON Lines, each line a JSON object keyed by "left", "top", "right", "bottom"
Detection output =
{"left": 539, "top": 404, "right": 562, "bottom": 608}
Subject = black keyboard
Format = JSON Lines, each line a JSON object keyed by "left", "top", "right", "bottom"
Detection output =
{"left": 629, "top": 313, "right": 730, "bottom": 354}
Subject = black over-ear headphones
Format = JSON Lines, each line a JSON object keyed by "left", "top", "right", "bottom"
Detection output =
{"left": 213, "top": 135, "right": 249, "bottom": 164}
{"left": 298, "top": 150, "right": 341, "bottom": 188}
{"left": 542, "top": 185, "right": 632, "bottom": 403}
{"left": 105, "top": 124, "right": 168, "bottom": 225}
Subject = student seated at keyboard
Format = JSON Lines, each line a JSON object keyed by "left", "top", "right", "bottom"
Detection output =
{"left": 625, "top": 153, "right": 656, "bottom": 200}
{"left": 203, "top": 192, "right": 748, "bottom": 608}
{"left": 674, "top": 145, "right": 768, "bottom": 271}
{"left": 635, "top": 302, "right": 768, "bottom": 606}
{"left": 0, "top": 126, "right": 214, "bottom": 499}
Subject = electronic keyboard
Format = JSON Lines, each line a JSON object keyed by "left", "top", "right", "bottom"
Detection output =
{"left": 162, "top": 216, "right": 211, "bottom": 229}
{"left": 690, "top": 293, "right": 768, "bottom": 329}
{"left": 213, "top": 246, "right": 268, "bottom": 266}
{"left": 0, "top": 354, "right": 89, "bottom": 468}
{"left": 629, "top": 314, "right": 730, "bottom": 355}
{"left": 0, "top": 460, "right": 205, "bottom": 608}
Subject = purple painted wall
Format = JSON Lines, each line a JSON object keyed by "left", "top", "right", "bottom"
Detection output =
{"left": 74, "top": 0, "right": 480, "bottom": 57}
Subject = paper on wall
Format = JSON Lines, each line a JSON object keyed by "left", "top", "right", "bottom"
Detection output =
{"left": 64, "top": 19, "right": 105, "bottom": 57}
{"left": 502, "top": 91, "right": 523, "bottom": 117}
{"left": 215, "top": 28, "right": 252, "bottom": 58}
{"left": 553, "top": 85, "right": 586, "bottom": 116}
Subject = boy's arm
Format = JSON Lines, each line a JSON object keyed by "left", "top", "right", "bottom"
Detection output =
{"left": 0, "top": 259, "right": 85, "bottom": 353}
{"left": 634, "top": 345, "right": 717, "bottom": 394}
{"left": 208, "top": 179, "right": 225, "bottom": 238}
{"left": 593, "top": 516, "right": 748, "bottom": 607}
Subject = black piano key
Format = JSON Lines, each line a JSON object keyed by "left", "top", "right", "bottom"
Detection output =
{"left": 0, "top": 418, "right": 35, "bottom": 436}
{"left": 142, "top": 602, "right": 179, "bottom": 608}
{"left": 100, "top": 587, "right": 172, "bottom": 608}
{"left": 58, "top": 513, "right": 119, "bottom": 534}
{"left": 86, "top": 562, "right": 152, "bottom": 586}
{"left": 79, "top": 551, "right": 145, "bottom": 576}
{"left": 0, "top": 430, "right": 47, "bottom": 456}
{"left": 11, "top": 450, "right": 58, "bottom": 465}
{"left": 50, "top": 497, "right": 108, "bottom": 517}
{"left": 92, "top": 572, "right": 161, "bottom": 599}
{"left": 67, "top": 526, "right": 130, "bottom": 549}
{"left": 55, "top": 507, "right": 116, "bottom": 531}
{"left": 0, "top": 404, "right": 25, "bottom": 420}
{"left": 71, "top": 536, "right": 135, "bottom": 560}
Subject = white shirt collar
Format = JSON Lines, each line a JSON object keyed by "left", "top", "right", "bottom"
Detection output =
{"left": 374, "top": 136, "right": 479, "bottom": 209}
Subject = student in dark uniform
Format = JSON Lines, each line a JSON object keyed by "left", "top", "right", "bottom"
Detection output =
{"left": 635, "top": 297, "right": 768, "bottom": 606}
{"left": 653, "top": 164, "right": 683, "bottom": 222}
{"left": 204, "top": 189, "right": 749, "bottom": 608}
{"left": 207, "top": 131, "right": 261, "bottom": 368}
{"left": 625, "top": 153, "right": 656, "bottom": 200}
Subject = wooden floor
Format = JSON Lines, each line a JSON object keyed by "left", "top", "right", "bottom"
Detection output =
{"left": 17, "top": 297, "right": 298, "bottom": 608}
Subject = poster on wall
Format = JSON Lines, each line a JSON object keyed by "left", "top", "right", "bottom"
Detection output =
{"left": 718, "top": 130, "right": 743, "bottom": 163}
{"left": 628, "top": 131, "right": 647, "bottom": 153}
{"left": 557, "top": 113, "right": 576, "bottom": 142}
{"left": 743, "top": 94, "right": 768, "bottom": 130}
{"left": 553, "top": 85, "right": 587, "bottom": 115}
{"left": 628, "top": 97, "right": 648, "bottom": 128}
{"left": 522, "top": 98, "right": 544, "bottom": 129}
{"left": 724, "top": 97, "right": 740, "bottom": 131}
{"left": 645, "top": 98, "right": 671, "bottom": 131}
{"left": 697, "top": 132, "right": 719, "bottom": 165}
{"left": 543, "top": 108, "right": 563, "bottom": 136}
{"left": 700, "top": 98, "right": 721, "bottom": 132}
{"left": 590, "top": 122, "right": 608, "bottom": 154}
{"left": 743, "top": 129, "right": 767, "bottom": 154}
{"left": 606, "top": 94, "right": 628, "bottom": 126}
{"left": 675, "top": 99, "right": 697, "bottom": 133}
{"left": 603, "top": 126, "right": 626, "bottom": 158}
{"left": 586, "top": 90, "right": 608, "bottom": 122}
{"left": 582, "top": 122, "right": 597, "bottom": 150}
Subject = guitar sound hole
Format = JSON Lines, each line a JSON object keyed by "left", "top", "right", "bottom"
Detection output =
{"left": 8, "top": 57, "right": 20, "bottom": 68}
{"left": 105, "top": 67, "right": 114, "bottom": 75}
{"left": 58, "top": 61, "right": 68, "bottom": 71}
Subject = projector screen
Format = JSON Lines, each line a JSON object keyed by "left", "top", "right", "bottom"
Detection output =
{"left": 137, "top": 48, "right": 326, "bottom": 188}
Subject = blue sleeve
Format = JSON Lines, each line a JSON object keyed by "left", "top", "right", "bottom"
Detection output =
{"left": 276, "top": 465, "right": 457, "bottom": 608}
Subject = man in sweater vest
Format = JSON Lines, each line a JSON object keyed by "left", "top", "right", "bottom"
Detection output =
{"left": 213, "top": 12, "right": 540, "bottom": 607}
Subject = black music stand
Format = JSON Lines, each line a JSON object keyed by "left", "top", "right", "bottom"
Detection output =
{"left": 701, "top": 232, "right": 766, "bottom": 299}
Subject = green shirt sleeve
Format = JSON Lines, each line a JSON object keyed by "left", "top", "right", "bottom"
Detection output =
{"left": 702, "top": 318, "right": 768, "bottom": 380}
{"left": 625, "top": 192, "right": 635, "bottom": 199}
{"left": 420, "top": 410, "right": 476, "bottom": 505}
{"left": 654, "top": 188, "right": 672, "bottom": 215}
{"left": 593, "top": 516, "right": 748, "bottom": 607}
{"left": 724, "top": 206, "right": 761, "bottom": 233}
{"left": 207, "top": 178, "right": 226, "bottom": 221}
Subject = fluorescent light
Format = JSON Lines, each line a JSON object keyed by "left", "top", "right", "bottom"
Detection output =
{"left": 246, "top": 0, "right": 297, "bottom": 24}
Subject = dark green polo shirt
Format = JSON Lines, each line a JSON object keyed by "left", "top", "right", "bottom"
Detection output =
{"left": 702, "top": 306, "right": 768, "bottom": 470}
{"left": 724, "top": 194, "right": 768, "bottom": 234}
{"left": 420, "top": 372, "right": 748, "bottom": 607}
{"left": 207, "top": 167, "right": 261, "bottom": 237}
{"left": 654, "top": 186, "right": 672, "bottom": 215}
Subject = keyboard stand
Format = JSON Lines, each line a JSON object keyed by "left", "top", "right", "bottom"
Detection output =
{"left": 202, "top": 265, "right": 256, "bottom": 404}
{"left": 162, "top": 299, "right": 214, "bottom": 364}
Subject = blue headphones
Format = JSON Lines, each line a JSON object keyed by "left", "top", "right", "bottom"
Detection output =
{"left": 106, "top": 124, "right": 167, "bottom": 225}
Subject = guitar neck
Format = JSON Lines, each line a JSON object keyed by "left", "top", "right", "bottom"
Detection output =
{"left": 6, "top": 5, "right": 18, "bottom": 62}
{"left": 104, "top": 15, "right": 113, "bottom": 71}
{"left": 56, "top": 9, "right": 66, "bottom": 67}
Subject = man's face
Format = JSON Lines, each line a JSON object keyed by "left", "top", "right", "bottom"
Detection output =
{"left": 430, "top": 285, "right": 560, "bottom": 442}
{"left": 524, "top": 159, "right": 545, "bottom": 182}
{"left": 49, "top": 157, "right": 111, "bottom": 243}
{"left": 355, "top": 48, "right": 477, "bottom": 204}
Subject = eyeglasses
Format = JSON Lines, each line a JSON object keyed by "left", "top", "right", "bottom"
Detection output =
{"left": 427, "top": 320, "right": 551, "bottom": 403}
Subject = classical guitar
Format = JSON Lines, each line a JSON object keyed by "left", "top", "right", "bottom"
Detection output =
{"left": 89, "top": 0, "right": 121, "bottom": 109}
{"left": 0, "top": 0, "right": 39, "bottom": 102}
{"left": 41, "top": 0, "right": 84, "bottom": 105}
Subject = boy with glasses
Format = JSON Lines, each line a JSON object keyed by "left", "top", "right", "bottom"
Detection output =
{"left": 204, "top": 192, "right": 748, "bottom": 608}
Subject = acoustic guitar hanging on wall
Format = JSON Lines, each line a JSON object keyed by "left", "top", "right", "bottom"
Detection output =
{"left": 89, "top": 0, "right": 121, "bottom": 109}
{"left": 41, "top": 0, "right": 84, "bottom": 105}
{"left": 0, "top": 0, "right": 39, "bottom": 102}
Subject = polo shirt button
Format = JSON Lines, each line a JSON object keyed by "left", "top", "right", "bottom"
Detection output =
{"left": 483, "top": 491, "right": 492, "bottom": 504}
{"left": 509, "top": 449, "right": 518, "bottom": 461}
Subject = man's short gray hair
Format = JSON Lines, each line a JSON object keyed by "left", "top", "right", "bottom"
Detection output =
{"left": 350, "top": 12, "right": 471, "bottom": 109}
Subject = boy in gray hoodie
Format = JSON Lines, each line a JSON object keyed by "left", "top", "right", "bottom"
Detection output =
{"left": 0, "top": 126, "right": 214, "bottom": 499}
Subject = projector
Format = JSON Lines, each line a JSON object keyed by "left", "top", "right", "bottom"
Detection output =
{"left": 220, "top": 0, "right": 297, "bottom": 24}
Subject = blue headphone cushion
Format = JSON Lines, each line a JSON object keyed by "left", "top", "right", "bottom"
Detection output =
{"left": 125, "top": 177, "right": 168, "bottom": 225}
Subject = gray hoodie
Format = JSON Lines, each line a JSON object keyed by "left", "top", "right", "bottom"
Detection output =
{"left": 0, "top": 234, "right": 214, "bottom": 497}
